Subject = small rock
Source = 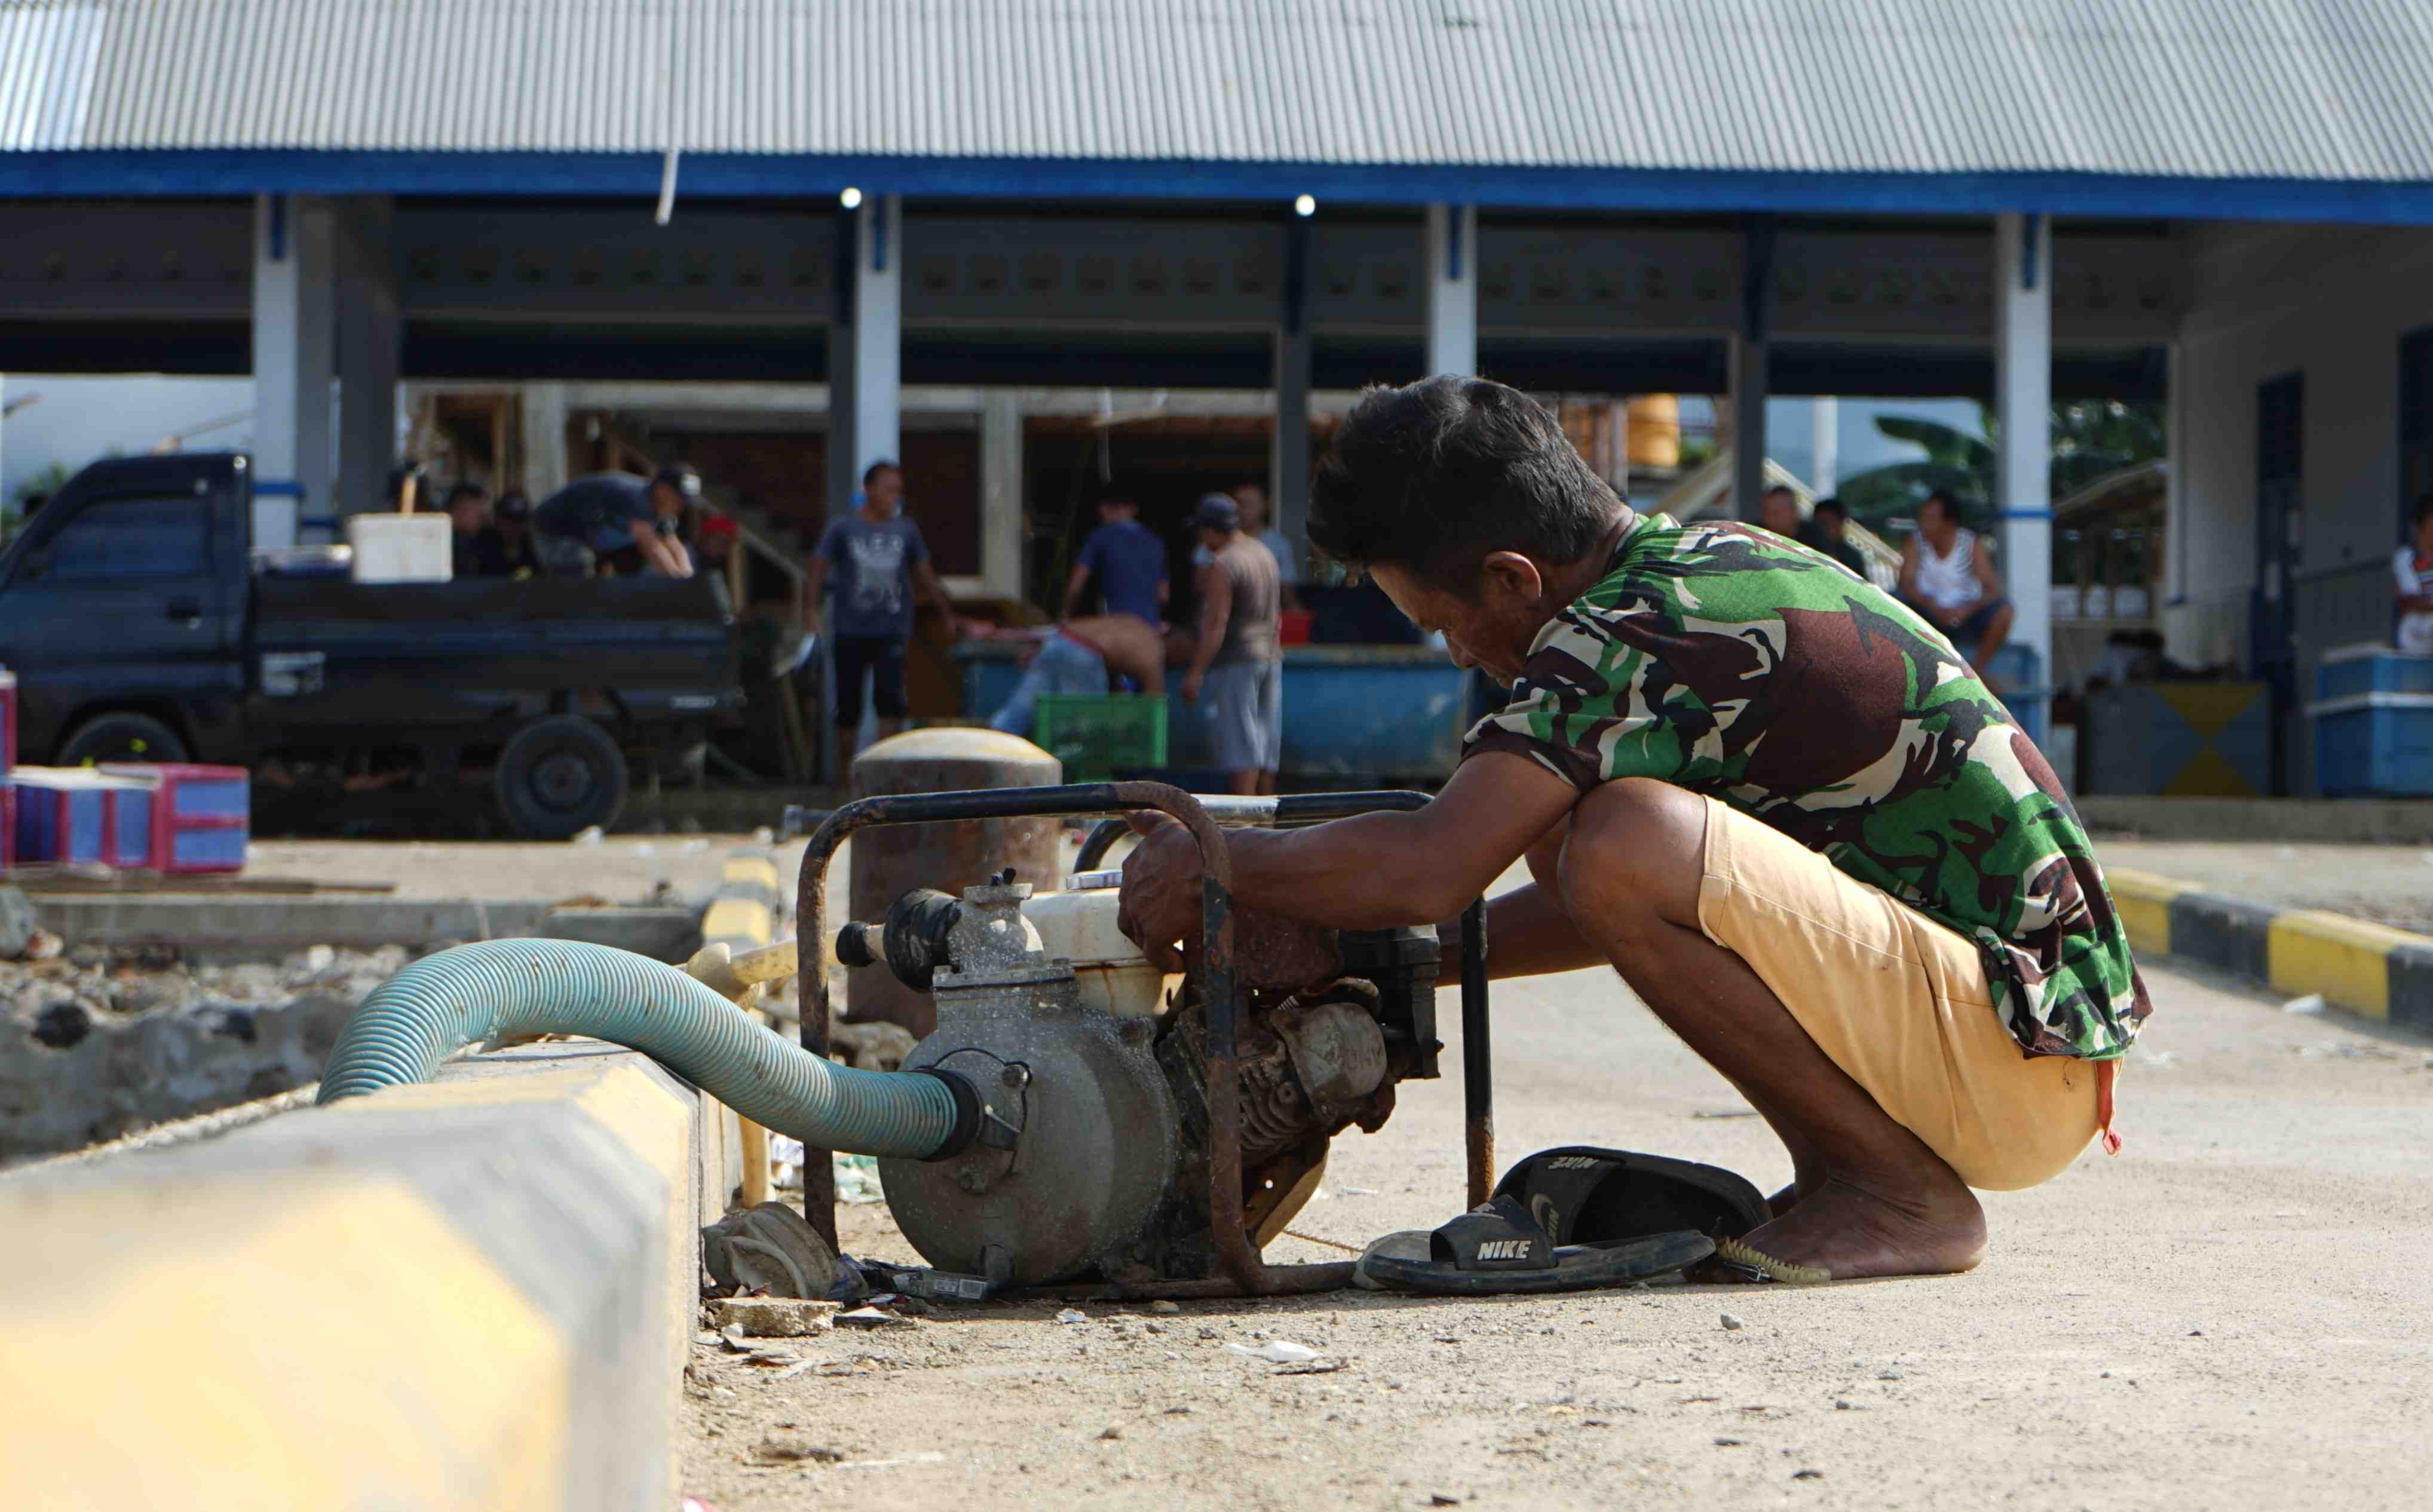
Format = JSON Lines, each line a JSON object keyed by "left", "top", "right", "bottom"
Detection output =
{"left": 1834, "top": 1398, "right": 1855, "bottom": 1410}
{"left": 753, "top": 1434, "right": 842, "bottom": 1464}
{"left": 303, "top": 944, "right": 336, "bottom": 974}
{"left": 707, "top": 1296, "right": 840, "bottom": 1337}
{"left": 1055, "top": 1308, "right": 1087, "bottom": 1325}
{"left": 22, "top": 928, "right": 63, "bottom": 962}
{"left": 1144, "top": 1321, "right": 1168, "bottom": 1335}
{"left": 1714, "top": 1437, "right": 1746, "bottom": 1447}
{"left": 1877, "top": 1369, "right": 1904, "bottom": 1381}
{"left": 1720, "top": 1312, "right": 1745, "bottom": 1332}
{"left": 0, "top": 887, "right": 36, "bottom": 958}
{"left": 1793, "top": 1468, "right": 1825, "bottom": 1480}
{"left": 1097, "top": 1427, "right": 1122, "bottom": 1441}
{"left": 1163, "top": 1406, "right": 1195, "bottom": 1416}
{"left": 1428, "top": 1496, "right": 1461, "bottom": 1508}
{"left": 1197, "top": 1326, "right": 1220, "bottom": 1341}
{"left": 1150, "top": 1299, "right": 1181, "bottom": 1314}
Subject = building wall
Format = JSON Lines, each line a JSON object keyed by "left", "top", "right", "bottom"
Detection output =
{"left": 2172, "top": 223, "right": 2433, "bottom": 790}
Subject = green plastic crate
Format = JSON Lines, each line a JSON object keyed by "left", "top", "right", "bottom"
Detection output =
{"left": 1033, "top": 694, "right": 1169, "bottom": 781}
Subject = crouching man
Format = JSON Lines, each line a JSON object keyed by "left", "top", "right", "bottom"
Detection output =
{"left": 1117, "top": 376, "right": 2148, "bottom": 1281}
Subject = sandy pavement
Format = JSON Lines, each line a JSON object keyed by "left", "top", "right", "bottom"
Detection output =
{"left": 675, "top": 949, "right": 2433, "bottom": 1512}
{"left": 2093, "top": 839, "right": 2433, "bottom": 934}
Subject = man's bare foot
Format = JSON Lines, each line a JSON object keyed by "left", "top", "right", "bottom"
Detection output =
{"left": 1737, "top": 1175, "right": 1986, "bottom": 1280}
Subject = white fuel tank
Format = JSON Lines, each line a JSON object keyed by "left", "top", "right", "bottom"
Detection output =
{"left": 1021, "top": 885, "right": 1176, "bottom": 1019}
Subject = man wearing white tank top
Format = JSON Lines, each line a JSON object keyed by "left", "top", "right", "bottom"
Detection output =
{"left": 1897, "top": 490, "right": 2014, "bottom": 674}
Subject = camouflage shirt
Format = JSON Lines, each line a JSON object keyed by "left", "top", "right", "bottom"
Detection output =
{"left": 1465, "top": 514, "right": 2149, "bottom": 1061}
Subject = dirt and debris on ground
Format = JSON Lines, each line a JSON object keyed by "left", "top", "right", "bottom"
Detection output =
{"left": 0, "top": 939, "right": 410, "bottom": 1164}
{"left": 677, "top": 955, "right": 2433, "bottom": 1511}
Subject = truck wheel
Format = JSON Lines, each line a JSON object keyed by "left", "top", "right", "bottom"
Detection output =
{"left": 495, "top": 714, "right": 629, "bottom": 839}
{"left": 58, "top": 711, "right": 191, "bottom": 766}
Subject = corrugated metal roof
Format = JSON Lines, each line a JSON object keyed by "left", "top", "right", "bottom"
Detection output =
{"left": 4, "top": 0, "right": 2432, "bottom": 183}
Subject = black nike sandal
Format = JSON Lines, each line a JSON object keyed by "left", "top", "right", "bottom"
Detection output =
{"left": 1353, "top": 1147, "right": 1766, "bottom": 1296}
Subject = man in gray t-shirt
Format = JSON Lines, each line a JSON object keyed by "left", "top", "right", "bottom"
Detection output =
{"left": 1184, "top": 492, "right": 1284, "bottom": 796}
{"left": 804, "top": 460, "right": 963, "bottom": 743}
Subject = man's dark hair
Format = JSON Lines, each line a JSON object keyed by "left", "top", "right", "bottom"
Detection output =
{"left": 446, "top": 482, "right": 486, "bottom": 509}
{"left": 1919, "top": 489, "right": 1957, "bottom": 523}
{"left": 2414, "top": 493, "right": 2433, "bottom": 529}
{"left": 1813, "top": 496, "right": 1847, "bottom": 520}
{"left": 1761, "top": 484, "right": 1795, "bottom": 501}
{"left": 1309, "top": 376, "right": 1619, "bottom": 595}
{"left": 862, "top": 459, "right": 900, "bottom": 486}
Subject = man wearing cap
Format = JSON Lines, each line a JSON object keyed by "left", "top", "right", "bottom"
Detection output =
{"left": 1185, "top": 492, "right": 1284, "bottom": 796}
{"left": 805, "top": 460, "right": 963, "bottom": 746}
{"left": 532, "top": 465, "right": 698, "bottom": 578}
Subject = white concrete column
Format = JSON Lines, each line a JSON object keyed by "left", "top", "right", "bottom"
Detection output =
{"left": 1810, "top": 395, "right": 1839, "bottom": 495}
{"left": 334, "top": 197, "right": 399, "bottom": 521}
{"left": 252, "top": 194, "right": 337, "bottom": 547}
{"left": 980, "top": 392, "right": 1025, "bottom": 600}
{"left": 1727, "top": 333, "right": 1767, "bottom": 522}
{"left": 1425, "top": 203, "right": 1478, "bottom": 379}
{"left": 850, "top": 194, "right": 902, "bottom": 486}
{"left": 520, "top": 381, "right": 569, "bottom": 499}
{"left": 1994, "top": 211, "right": 2054, "bottom": 689}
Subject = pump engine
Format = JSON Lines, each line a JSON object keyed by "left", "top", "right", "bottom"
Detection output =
{"left": 834, "top": 870, "right": 1442, "bottom": 1289}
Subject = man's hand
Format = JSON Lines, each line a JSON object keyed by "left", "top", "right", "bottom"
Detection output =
{"left": 1181, "top": 669, "right": 1205, "bottom": 703}
{"left": 1116, "top": 811, "right": 1202, "bottom": 972}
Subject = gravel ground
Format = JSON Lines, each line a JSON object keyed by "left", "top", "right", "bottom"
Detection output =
{"left": 2094, "top": 839, "right": 2433, "bottom": 933}
{"left": 674, "top": 954, "right": 2433, "bottom": 1512}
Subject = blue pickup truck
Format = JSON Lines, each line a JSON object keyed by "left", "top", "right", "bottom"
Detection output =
{"left": 0, "top": 453, "right": 739, "bottom": 837}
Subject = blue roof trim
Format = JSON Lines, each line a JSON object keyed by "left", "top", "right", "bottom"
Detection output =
{"left": 7, "top": 149, "right": 2433, "bottom": 224}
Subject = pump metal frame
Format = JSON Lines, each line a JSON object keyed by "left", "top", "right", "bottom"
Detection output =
{"left": 795, "top": 782, "right": 1492, "bottom": 1298}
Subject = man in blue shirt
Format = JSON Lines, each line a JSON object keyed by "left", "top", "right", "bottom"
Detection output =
{"left": 1065, "top": 496, "right": 1170, "bottom": 622}
{"left": 805, "top": 460, "right": 963, "bottom": 744}
{"left": 532, "top": 465, "right": 697, "bottom": 578}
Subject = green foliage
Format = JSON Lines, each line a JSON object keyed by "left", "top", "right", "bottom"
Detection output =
{"left": 10, "top": 460, "right": 69, "bottom": 511}
{"left": 1838, "top": 400, "right": 2164, "bottom": 534}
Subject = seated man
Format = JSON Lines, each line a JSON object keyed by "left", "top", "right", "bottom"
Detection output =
{"left": 532, "top": 465, "right": 697, "bottom": 579}
{"left": 1118, "top": 376, "right": 2147, "bottom": 1282}
{"left": 2394, "top": 493, "right": 2433, "bottom": 655}
{"left": 986, "top": 613, "right": 1167, "bottom": 737}
{"left": 1896, "top": 489, "right": 2012, "bottom": 673}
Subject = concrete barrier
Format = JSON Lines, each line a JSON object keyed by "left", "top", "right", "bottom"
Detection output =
{"left": 700, "top": 848, "right": 783, "bottom": 955}
{"left": 29, "top": 895, "right": 702, "bottom": 962}
{"left": 2109, "top": 866, "right": 2433, "bottom": 1031}
{"left": 0, "top": 1042, "right": 736, "bottom": 1511}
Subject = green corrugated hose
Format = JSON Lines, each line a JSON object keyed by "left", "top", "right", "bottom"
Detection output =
{"left": 315, "top": 938, "right": 960, "bottom": 1160}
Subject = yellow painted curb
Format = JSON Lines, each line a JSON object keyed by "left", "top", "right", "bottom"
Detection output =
{"left": 701, "top": 895, "right": 774, "bottom": 946}
{"left": 2103, "top": 867, "right": 2191, "bottom": 958}
{"left": 2266, "top": 910, "right": 2418, "bottom": 1023}
{"left": 0, "top": 1179, "right": 569, "bottom": 1511}
{"left": 721, "top": 852, "right": 782, "bottom": 893}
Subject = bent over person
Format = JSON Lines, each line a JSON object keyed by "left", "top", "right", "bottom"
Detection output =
{"left": 1117, "top": 376, "right": 2147, "bottom": 1281}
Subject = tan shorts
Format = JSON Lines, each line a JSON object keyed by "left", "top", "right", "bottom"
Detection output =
{"left": 1693, "top": 797, "right": 2100, "bottom": 1191}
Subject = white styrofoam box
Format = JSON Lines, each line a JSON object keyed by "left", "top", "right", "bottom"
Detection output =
{"left": 2051, "top": 585, "right": 2083, "bottom": 621}
{"left": 346, "top": 514, "right": 453, "bottom": 584}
